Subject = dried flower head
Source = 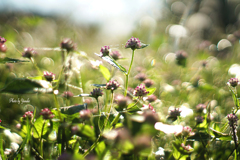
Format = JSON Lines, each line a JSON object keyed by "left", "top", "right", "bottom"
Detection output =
{"left": 40, "top": 108, "right": 54, "bottom": 120}
{"left": 133, "top": 84, "right": 149, "bottom": 97}
{"left": 90, "top": 88, "right": 103, "bottom": 99}
{"left": 79, "top": 109, "right": 92, "bottom": 120}
{"left": 110, "top": 50, "right": 122, "bottom": 60}
{"left": 106, "top": 80, "right": 120, "bottom": 91}
{"left": 135, "top": 73, "right": 147, "bottom": 81}
{"left": 62, "top": 91, "right": 74, "bottom": 99}
{"left": 196, "top": 103, "right": 206, "bottom": 113}
{"left": 43, "top": 71, "right": 55, "bottom": 82}
{"left": 125, "top": 37, "right": 142, "bottom": 50}
{"left": 22, "top": 111, "right": 33, "bottom": 120}
{"left": 100, "top": 46, "right": 110, "bottom": 57}
{"left": 228, "top": 78, "right": 239, "bottom": 87}
{"left": 143, "top": 78, "right": 154, "bottom": 87}
{"left": 60, "top": 38, "right": 76, "bottom": 52}
{"left": 22, "top": 47, "right": 37, "bottom": 59}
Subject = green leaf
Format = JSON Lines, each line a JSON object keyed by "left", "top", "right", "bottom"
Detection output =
{"left": 91, "top": 84, "right": 106, "bottom": 87}
{"left": 127, "top": 103, "right": 141, "bottom": 113}
{"left": 95, "top": 53, "right": 127, "bottom": 74}
{"left": 27, "top": 76, "right": 43, "bottom": 80}
{"left": 0, "top": 78, "right": 52, "bottom": 94}
{"left": 33, "top": 116, "right": 48, "bottom": 138}
{"left": 99, "top": 65, "right": 111, "bottom": 81}
{"left": 139, "top": 43, "right": 149, "bottom": 49}
{"left": 60, "top": 104, "right": 87, "bottom": 115}
{"left": 95, "top": 141, "right": 107, "bottom": 159}
{"left": 77, "top": 124, "right": 96, "bottom": 141}
{"left": 146, "top": 87, "right": 156, "bottom": 96}
{"left": 0, "top": 57, "right": 29, "bottom": 63}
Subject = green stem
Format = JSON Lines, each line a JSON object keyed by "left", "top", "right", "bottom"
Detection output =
{"left": 30, "top": 57, "right": 42, "bottom": 75}
{"left": 40, "top": 120, "right": 46, "bottom": 157}
{"left": 54, "top": 94, "right": 62, "bottom": 122}
{"left": 124, "top": 49, "right": 135, "bottom": 96}
{"left": 83, "top": 134, "right": 102, "bottom": 157}
{"left": 102, "top": 91, "right": 114, "bottom": 130}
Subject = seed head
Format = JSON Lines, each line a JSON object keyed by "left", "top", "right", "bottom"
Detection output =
{"left": 43, "top": 71, "right": 55, "bottom": 82}
{"left": 125, "top": 37, "right": 141, "bottom": 50}
{"left": 22, "top": 111, "right": 33, "bottom": 120}
{"left": 106, "top": 80, "right": 120, "bottom": 91}
{"left": 90, "top": 88, "right": 103, "bottom": 99}
{"left": 40, "top": 108, "right": 54, "bottom": 120}
{"left": 110, "top": 50, "right": 122, "bottom": 60}
{"left": 100, "top": 46, "right": 110, "bottom": 57}
{"left": 22, "top": 47, "right": 37, "bottom": 59}
{"left": 133, "top": 84, "right": 149, "bottom": 97}
{"left": 228, "top": 78, "right": 239, "bottom": 87}
{"left": 60, "top": 38, "right": 76, "bottom": 52}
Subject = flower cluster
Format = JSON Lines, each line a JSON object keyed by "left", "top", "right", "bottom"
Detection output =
{"left": 227, "top": 113, "right": 238, "bottom": 126}
{"left": 22, "top": 111, "right": 33, "bottom": 120}
{"left": 100, "top": 46, "right": 110, "bottom": 57}
{"left": 90, "top": 88, "right": 103, "bottom": 99}
{"left": 169, "top": 108, "right": 181, "bottom": 118}
{"left": 43, "top": 71, "right": 55, "bottom": 82}
{"left": 106, "top": 80, "right": 120, "bottom": 91}
{"left": 133, "top": 84, "right": 149, "bottom": 97}
{"left": 62, "top": 91, "right": 74, "bottom": 99}
{"left": 0, "top": 36, "right": 7, "bottom": 52}
{"left": 79, "top": 109, "right": 92, "bottom": 120}
{"left": 40, "top": 108, "right": 54, "bottom": 120}
{"left": 22, "top": 47, "right": 37, "bottom": 59}
{"left": 195, "top": 103, "right": 206, "bottom": 113}
{"left": 60, "top": 38, "right": 76, "bottom": 52}
{"left": 228, "top": 78, "right": 239, "bottom": 87}
{"left": 125, "top": 37, "right": 141, "bottom": 50}
{"left": 110, "top": 50, "right": 122, "bottom": 60}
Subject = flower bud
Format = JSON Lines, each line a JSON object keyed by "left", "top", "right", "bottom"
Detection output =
{"left": 60, "top": 38, "right": 76, "bottom": 52}
{"left": 133, "top": 84, "right": 149, "bottom": 98}
{"left": 176, "top": 50, "right": 188, "bottom": 67}
{"left": 100, "top": 46, "right": 110, "bottom": 57}
{"left": 43, "top": 71, "right": 55, "bottom": 82}
{"left": 22, "top": 111, "right": 33, "bottom": 120}
{"left": 125, "top": 37, "right": 142, "bottom": 50}
{"left": 40, "top": 108, "right": 54, "bottom": 120}
{"left": 90, "top": 88, "right": 103, "bottom": 99}
{"left": 110, "top": 50, "right": 122, "bottom": 60}
{"left": 195, "top": 103, "right": 206, "bottom": 113}
{"left": 106, "top": 80, "right": 120, "bottom": 91}
{"left": 79, "top": 109, "right": 92, "bottom": 120}
{"left": 195, "top": 115, "right": 204, "bottom": 124}
{"left": 22, "top": 47, "right": 37, "bottom": 59}
{"left": 228, "top": 78, "right": 239, "bottom": 87}
{"left": 62, "top": 91, "right": 74, "bottom": 99}
{"left": 143, "top": 79, "right": 154, "bottom": 87}
{"left": 135, "top": 73, "right": 147, "bottom": 81}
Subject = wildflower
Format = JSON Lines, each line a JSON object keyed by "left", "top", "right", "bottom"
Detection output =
{"left": 40, "top": 108, "right": 54, "bottom": 120}
{"left": 100, "top": 46, "right": 110, "bottom": 57}
{"left": 175, "top": 50, "right": 188, "bottom": 66}
{"left": 22, "top": 111, "right": 33, "bottom": 120}
{"left": 79, "top": 109, "right": 92, "bottom": 120}
{"left": 181, "top": 143, "right": 193, "bottom": 152}
{"left": 228, "top": 78, "right": 239, "bottom": 87}
{"left": 125, "top": 37, "right": 142, "bottom": 50}
{"left": 195, "top": 103, "right": 206, "bottom": 113}
{"left": 43, "top": 71, "right": 55, "bottom": 82}
{"left": 133, "top": 84, "right": 149, "bottom": 97}
{"left": 182, "top": 126, "right": 194, "bottom": 137}
{"left": 90, "top": 88, "right": 103, "bottom": 99}
{"left": 195, "top": 115, "right": 204, "bottom": 124}
{"left": 60, "top": 38, "right": 76, "bottom": 52}
{"left": 135, "top": 73, "right": 147, "bottom": 81}
{"left": 143, "top": 78, "right": 154, "bottom": 87}
{"left": 0, "top": 36, "right": 7, "bottom": 52}
{"left": 22, "top": 47, "right": 37, "bottom": 59}
{"left": 146, "top": 94, "right": 157, "bottom": 102}
{"left": 106, "top": 80, "right": 120, "bottom": 91}
{"left": 115, "top": 94, "right": 129, "bottom": 109}
{"left": 0, "top": 119, "right": 1, "bottom": 123}
{"left": 169, "top": 108, "right": 181, "bottom": 118}
{"left": 62, "top": 91, "right": 74, "bottom": 99}
{"left": 227, "top": 113, "right": 239, "bottom": 143}
{"left": 110, "top": 50, "right": 122, "bottom": 60}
